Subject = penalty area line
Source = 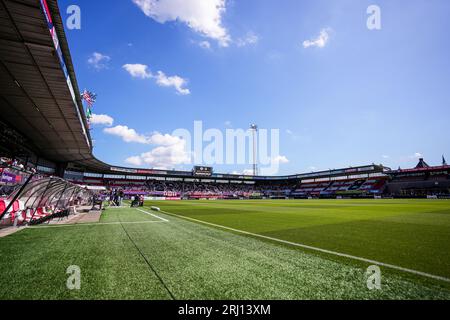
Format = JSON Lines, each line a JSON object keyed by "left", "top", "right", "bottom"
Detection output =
{"left": 160, "top": 210, "right": 450, "bottom": 284}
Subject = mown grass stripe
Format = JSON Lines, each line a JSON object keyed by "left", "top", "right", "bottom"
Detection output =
{"left": 160, "top": 209, "right": 450, "bottom": 284}
{"left": 118, "top": 214, "right": 176, "bottom": 300}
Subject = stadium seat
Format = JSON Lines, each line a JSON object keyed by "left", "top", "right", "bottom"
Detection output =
{"left": 12, "top": 201, "right": 19, "bottom": 212}
{"left": 0, "top": 199, "right": 5, "bottom": 215}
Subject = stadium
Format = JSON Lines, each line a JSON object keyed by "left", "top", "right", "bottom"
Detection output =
{"left": 1, "top": 0, "right": 449, "bottom": 304}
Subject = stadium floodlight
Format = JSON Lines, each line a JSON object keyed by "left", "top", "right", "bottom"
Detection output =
{"left": 250, "top": 124, "right": 258, "bottom": 176}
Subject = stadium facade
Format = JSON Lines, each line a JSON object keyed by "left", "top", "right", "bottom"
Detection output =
{"left": 1, "top": 0, "right": 449, "bottom": 207}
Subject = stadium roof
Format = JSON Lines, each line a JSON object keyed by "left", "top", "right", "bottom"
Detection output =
{"left": 0, "top": 0, "right": 109, "bottom": 171}
{"left": 415, "top": 158, "right": 430, "bottom": 169}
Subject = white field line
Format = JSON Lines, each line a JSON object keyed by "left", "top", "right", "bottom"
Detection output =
{"left": 29, "top": 220, "right": 165, "bottom": 229}
{"left": 160, "top": 210, "right": 450, "bottom": 284}
{"left": 136, "top": 208, "right": 169, "bottom": 222}
{"left": 31, "top": 208, "right": 169, "bottom": 228}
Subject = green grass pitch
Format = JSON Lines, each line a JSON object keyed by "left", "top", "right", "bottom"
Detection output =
{"left": 0, "top": 199, "right": 449, "bottom": 299}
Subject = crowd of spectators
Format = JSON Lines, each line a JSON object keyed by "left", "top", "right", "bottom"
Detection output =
{"left": 0, "top": 157, "right": 37, "bottom": 174}
{"left": 94, "top": 177, "right": 388, "bottom": 199}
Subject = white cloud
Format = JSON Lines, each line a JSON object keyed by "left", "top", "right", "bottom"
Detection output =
{"left": 122, "top": 64, "right": 152, "bottom": 79}
{"left": 104, "top": 126, "right": 187, "bottom": 146}
{"left": 125, "top": 137, "right": 191, "bottom": 169}
{"left": 147, "top": 132, "right": 185, "bottom": 146}
{"left": 88, "top": 52, "right": 111, "bottom": 69}
{"left": 103, "top": 125, "right": 149, "bottom": 144}
{"left": 303, "top": 28, "right": 331, "bottom": 49}
{"left": 132, "top": 0, "right": 230, "bottom": 47}
{"left": 198, "top": 40, "right": 211, "bottom": 49}
{"left": 224, "top": 121, "right": 232, "bottom": 128}
{"left": 308, "top": 166, "right": 317, "bottom": 171}
{"left": 411, "top": 152, "right": 423, "bottom": 159}
{"left": 382, "top": 155, "right": 390, "bottom": 159}
{"left": 104, "top": 125, "right": 192, "bottom": 168}
{"left": 236, "top": 31, "right": 259, "bottom": 47}
{"left": 232, "top": 169, "right": 254, "bottom": 176}
{"left": 272, "top": 155, "right": 289, "bottom": 164}
{"left": 90, "top": 114, "right": 114, "bottom": 126}
{"left": 154, "top": 71, "right": 190, "bottom": 95}
{"left": 123, "top": 64, "right": 190, "bottom": 95}
{"left": 124, "top": 156, "right": 143, "bottom": 166}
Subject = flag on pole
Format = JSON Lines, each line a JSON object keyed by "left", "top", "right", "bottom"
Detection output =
{"left": 81, "top": 89, "right": 97, "bottom": 107}
{"left": 81, "top": 89, "right": 97, "bottom": 130}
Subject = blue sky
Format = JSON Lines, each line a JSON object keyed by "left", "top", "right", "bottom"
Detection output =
{"left": 63, "top": 0, "right": 450, "bottom": 175}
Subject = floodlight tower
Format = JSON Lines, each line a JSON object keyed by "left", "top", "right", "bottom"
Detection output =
{"left": 250, "top": 124, "right": 258, "bottom": 176}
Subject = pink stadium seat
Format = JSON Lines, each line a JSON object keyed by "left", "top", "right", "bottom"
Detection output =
{"left": 12, "top": 201, "right": 19, "bottom": 212}
{"left": 35, "top": 208, "right": 48, "bottom": 219}
{"left": 0, "top": 200, "right": 5, "bottom": 215}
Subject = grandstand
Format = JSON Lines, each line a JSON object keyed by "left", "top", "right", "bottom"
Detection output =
{"left": 385, "top": 158, "right": 450, "bottom": 197}
{"left": 64, "top": 164, "right": 390, "bottom": 200}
